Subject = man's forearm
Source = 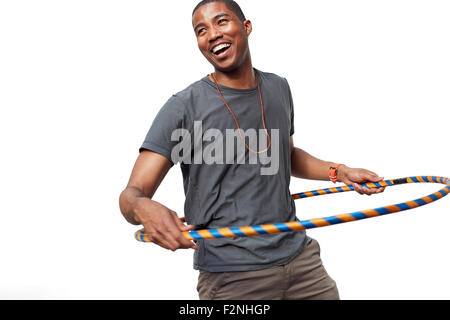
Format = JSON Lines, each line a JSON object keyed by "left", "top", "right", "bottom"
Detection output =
{"left": 119, "top": 186, "right": 153, "bottom": 225}
{"left": 291, "top": 147, "right": 345, "bottom": 181}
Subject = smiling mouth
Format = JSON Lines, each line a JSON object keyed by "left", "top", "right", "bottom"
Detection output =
{"left": 211, "top": 43, "right": 231, "bottom": 56}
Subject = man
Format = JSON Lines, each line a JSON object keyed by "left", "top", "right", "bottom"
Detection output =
{"left": 119, "top": 0, "right": 385, "bottom": 300}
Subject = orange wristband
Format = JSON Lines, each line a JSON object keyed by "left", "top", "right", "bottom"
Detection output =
{"left": 329, "top": 163, "right": 342, "bottom": 183}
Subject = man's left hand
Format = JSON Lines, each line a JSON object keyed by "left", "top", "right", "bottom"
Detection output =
{"left": 337, "top": 165, "right": 386, "bottom": 196}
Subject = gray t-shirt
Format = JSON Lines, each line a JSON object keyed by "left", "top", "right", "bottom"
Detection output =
{"left": 140, "top": 69, "right": 309, "bottom": 272}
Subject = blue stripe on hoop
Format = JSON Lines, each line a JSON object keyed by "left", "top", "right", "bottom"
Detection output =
{"left": 274, "top": 223, "right": 293, "bottom": 232}
{"left": 323, "top": 216, "right": 344, "bottom": 225}
{"left": 429, "top": 194, "right": 439, "bottom": 201}
{"left": 229, "top": 227, "right": 246, "bottom": 237}
{"left": 351, "top": 211, "right": 368, "bottom": 220}
{"left": 414, "top": 198, "right": 427, "bottom": 206}
{"left": 411, "top": 177, "right": 419, "bottom": 183}
{"left": 362, "top": 182, "right": 380, "bottom": 188}
{"left": 189, "top": 231, "right": 203, "bottom": 240}
{"left": 311, "top": 190, "right": 320, "bottom": 196}
{"left": 374, "top": 207, "right": 392, "bottom": 215}
{"left": 209, "top": 229, "right": 224, "bottom": 238}
{"left": 396, "top": 203, "right": 411, "bottom": 210}
{"left": 252, "top": 225, "right": 268, "bottom": 235}
{"left": 300, "top": 220, "right": 318, "bottom": 229}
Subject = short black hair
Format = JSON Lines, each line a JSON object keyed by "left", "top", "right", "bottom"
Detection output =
{"left": 192, "top": 0, "right": 246, "bottom": 22}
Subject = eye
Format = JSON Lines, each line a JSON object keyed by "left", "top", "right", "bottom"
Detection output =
{"left": 218, "top": 18, "right": 228, "bottom": 24}
{"left": 197, "top": 28, "right": 206, "bottom": 35}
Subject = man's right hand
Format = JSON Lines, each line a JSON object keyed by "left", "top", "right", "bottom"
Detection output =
{"left": 119, "top": 150, "right": 198, "bottom": 252}
{"left": 135, "top": 197, "right": 198, "bottom": 251}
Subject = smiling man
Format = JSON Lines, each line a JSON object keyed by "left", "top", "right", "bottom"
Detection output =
{"left": 119, "top": 0, "right": 385, "bottom": 300}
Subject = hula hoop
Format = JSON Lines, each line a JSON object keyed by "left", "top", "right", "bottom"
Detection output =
{"left": 135, "top": 176, "right": 450, "bottom": 243}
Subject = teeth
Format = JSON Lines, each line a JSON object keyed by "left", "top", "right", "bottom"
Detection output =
{"left": 212, "top": 43, "right": 231, "bottom": 54}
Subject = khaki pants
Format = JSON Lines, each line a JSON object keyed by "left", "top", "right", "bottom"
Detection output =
{"left": 197, "top": 238, "right": 339, "bottom": 300}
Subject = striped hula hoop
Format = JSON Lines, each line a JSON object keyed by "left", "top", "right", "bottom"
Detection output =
{"left": 135, "top": 176, "right": 450, "bottom": 243}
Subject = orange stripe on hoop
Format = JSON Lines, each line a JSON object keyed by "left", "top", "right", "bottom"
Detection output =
{"left": 364, "top": 182, "right": 377, "bottom": 188}
{"left": 240, "top": 226, "right": 261, "bottom": 236}
{"left": 184, "top": 232, "right": 194, "bottom": 240}
{"left": 404, "top": 200, "right": 420, "bottom": 209}
{"left": 384, "top": 205, "right": 403, "bottom": 213}
{"left": 360, "top": 209, "right": 381, "bottom": 218}
{"left": 260, "top": 224, "right": 283, "bottom": 234}
{"left": 335, "top": 213, "right": 358, "bottom": 222}
{"left": 310, "top": 218, "right": 332, "bottom": 227}
{"left": 217, "top": 228, "right": 236, "bottom": 238}
{"left": 285, "top": 221, "right": 306, "bottom": 231}
{"left": 197, "top": 230, "right": 214, "bottom": 239}
{"left": 433, "top": 192, "right": 444, "bottom": 199}
{"left": 422, "top": 196, "right": 434, "bottom": 203}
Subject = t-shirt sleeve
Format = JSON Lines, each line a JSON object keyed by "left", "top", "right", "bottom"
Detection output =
{"left": 284, "top": 78, "right": 295, "bottom": 136}
{"left": 139, "top": 95, "right": 187, "bottom": 166}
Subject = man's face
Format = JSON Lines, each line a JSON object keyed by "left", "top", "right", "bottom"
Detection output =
{"left": 193, "top": 2, "right": 252, "bottom": 72}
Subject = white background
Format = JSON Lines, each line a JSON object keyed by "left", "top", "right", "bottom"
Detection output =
{"left": 1, "top": 0, "right": 449, "bottom": 300}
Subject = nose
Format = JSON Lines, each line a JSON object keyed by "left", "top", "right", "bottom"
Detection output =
{"left": 208, "top": 25, "right": 223, "bottom": 43}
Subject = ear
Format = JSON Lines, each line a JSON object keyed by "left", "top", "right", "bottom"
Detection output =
{"left": 243, "top": 19, "right": 252, "bottom": 36}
